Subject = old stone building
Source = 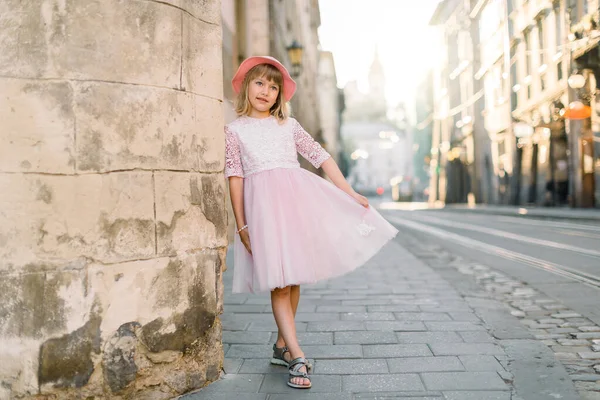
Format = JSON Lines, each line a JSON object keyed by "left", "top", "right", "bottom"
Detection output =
{"left": 0, "top": 1, "right": 226, "bottom": 399}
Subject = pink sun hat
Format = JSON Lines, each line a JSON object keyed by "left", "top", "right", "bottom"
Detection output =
{"left": 232, "top": 56, "right": 297, "bottom": 102}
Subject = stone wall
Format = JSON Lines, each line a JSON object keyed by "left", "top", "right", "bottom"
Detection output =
{"left": 0, "top": 1, "right": 226, "bottom": 399}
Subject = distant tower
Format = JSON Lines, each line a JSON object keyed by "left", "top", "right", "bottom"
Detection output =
{"left": 367, "top": 47, "right": 387, "bottom": 120}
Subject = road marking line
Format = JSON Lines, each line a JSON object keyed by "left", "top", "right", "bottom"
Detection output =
{"left": 408, "top": 214, "right": 600, "bottom": 259}
{"left": 387, "top": 215, "right": 600, "bottom": 289}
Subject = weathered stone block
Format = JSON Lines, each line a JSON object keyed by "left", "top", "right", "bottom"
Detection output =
{"left": 161, "top": 0, "right": 221, "bottom": 24}
{"left": 102, "top": 322, "right": 140, "bottom": 393}
{"left": 0, "top": 78, "right": 75, "bottom": 173}
{"left": 39, "top": 310, "right": 102, "bottom": 389}
{"left": 87, "top": 250, "right": 223, "bottom": 344}
{"left": 0, "top": 0, "right": 182, "bottom": 87}
{"left": 74, "top": 83, "right": 223, "bottom": 172}
{"left": 0, "top": 172, "right": 155, "bottom": 268}
{"left": 155, "top": 172, "right": 228, "bottom": 255}
{"left": 182, "top": 13, "right": 223, "bottom": 99}
{"left": 0, "top": 0, "right": 48, "bottom": 77}
{"left": 0, "top": 267, "right": 88, "bottom": 339}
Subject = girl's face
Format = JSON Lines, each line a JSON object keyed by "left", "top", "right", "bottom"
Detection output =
{"left": 247, "top": 75, "right": 280, "bottom": 117}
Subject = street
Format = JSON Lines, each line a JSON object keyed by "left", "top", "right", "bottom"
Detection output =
{"left": 183, "top": 205, "right": 600, "bottom": 400}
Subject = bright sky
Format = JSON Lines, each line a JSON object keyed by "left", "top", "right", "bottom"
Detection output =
{"left": 318, "top": 0, "right": 442, "bottom": 109}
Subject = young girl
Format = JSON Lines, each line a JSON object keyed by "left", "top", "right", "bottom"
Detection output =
{"left": 225, "top": 56, "right": 398, "bottom": 389}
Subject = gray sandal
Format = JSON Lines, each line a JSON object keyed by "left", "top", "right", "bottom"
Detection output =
{"left": 271, "top": 344, "right": 290, "bottom": 367}
{"left": 271, "top": 344, "right": 313, "bottom": 371}
{"left": 287, "top": 357, "right": 312, "bottom": 389}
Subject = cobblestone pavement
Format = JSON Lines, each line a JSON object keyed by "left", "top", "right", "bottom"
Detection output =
{"left": 180, "top": 235, "right": 584, "bottom": 400}
{"left": 396, "top": 233, "right": 600, "bottom": 400}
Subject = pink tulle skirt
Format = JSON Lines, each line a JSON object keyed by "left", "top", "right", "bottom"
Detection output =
{"left": 232, "top": 167, "right": 399, "bottom": 293}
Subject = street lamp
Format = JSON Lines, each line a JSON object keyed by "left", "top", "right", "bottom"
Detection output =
{"left": 286, "top": 40, "right": 303, "bottom": 78}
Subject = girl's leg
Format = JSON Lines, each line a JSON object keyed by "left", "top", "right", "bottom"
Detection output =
{"left": 271, "top": 286, "right": 309, "bottom": 387}
{"left": 275, "top": 284, "right": 300, "bottom": 349}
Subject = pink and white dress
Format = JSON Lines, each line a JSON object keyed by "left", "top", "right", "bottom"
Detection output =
{"left": 225, "top": 115, "right": 398, "bottom": 293}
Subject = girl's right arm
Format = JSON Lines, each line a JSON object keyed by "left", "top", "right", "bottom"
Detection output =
{"left": 229, "top": 176, "right": 252, "bottom": 254}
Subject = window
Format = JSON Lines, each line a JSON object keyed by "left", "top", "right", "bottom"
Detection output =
{"left": 510, "top": 45, "right": 518, "bottom": 111}
{"left": 537, "top": 17, "right": 546, "bottom": 66}
{"left": 557, "top": 61, "right": 563, "bottom": 80}
{"left": 524, "top": 29, "right": 532, "bottom": 77}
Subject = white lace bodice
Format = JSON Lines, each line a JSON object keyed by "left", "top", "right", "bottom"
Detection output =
{"left": 225, "top": 116, "right": 331, "bottom": 178}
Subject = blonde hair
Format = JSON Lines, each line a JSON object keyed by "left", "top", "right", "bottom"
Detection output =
{"left": 235, "top": 64, "right": 290, "bottom": 122}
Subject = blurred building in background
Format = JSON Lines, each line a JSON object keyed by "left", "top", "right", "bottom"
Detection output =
{"left": 342, "top": 52, "right": 413, "bottom": 199}
{"left": 425, "top": 0, "right": 600, "bottom": 208}
{"left": 413, "top": 69, "right": 435, "bottom": 202}
{"left": 318, "top": 51, "right": 346, "bottom": 166}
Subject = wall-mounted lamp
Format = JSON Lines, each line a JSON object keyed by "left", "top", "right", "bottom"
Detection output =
{"left": 286, "top": 40, "right": 303, "bottom": 78}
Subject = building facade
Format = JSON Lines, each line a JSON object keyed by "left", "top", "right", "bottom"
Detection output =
{"left": 429, "top": 0, "right": 492, "bottom": 206}
{"left": 429, "top": 0, "right": 600, "bottom": 208}
{"left": 1, "top": 2, "right": 226, "bottom": 398}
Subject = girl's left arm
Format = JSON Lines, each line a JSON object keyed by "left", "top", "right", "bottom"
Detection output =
{"left": 321, "top": 158, "right": 369, "bottom": 208}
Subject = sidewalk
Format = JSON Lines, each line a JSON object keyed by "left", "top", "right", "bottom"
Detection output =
{"left": 442, "top": 204, "right": 600, "bottom": 221}
{"left": 180, "top": 239, "right": 578, "bottom": 400}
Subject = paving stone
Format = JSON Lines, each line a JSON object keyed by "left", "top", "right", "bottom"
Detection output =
{"left": 226, "top": 345, "right": 274, "bottom": 359}
{"left": 573, "top": 332, "right": 600, "bottom": 339}
{"left": 341, "top": 312, "right": 396, "bottom": 321}
{"left": 181, "top": 392, "right": 267, "bottom": 400}
{"left": 302, "top": 344, "right": 363, "bottom": 359}
{"left": 190, "top": 374, "right": 264, "bottom": 394}
{"left": 421, "top": 372, "right": 509, "bottom": 390}
{"left": 268, "top": 394, "right": 348, "bottom": 400}
{"left": 223, "top": 358, "right": 243, "bottom": 374}
{"left": 365, "top": 321, "right": 427, "bottom": 331}
{"left": 580, "top": 326, "right": 600, "bottom": 332}
{"left": 552, "top": 313, "right": 582, "bottom": 319}
{"left": 222, "top": 320, "right": 250, "bottom": 331}
{"left": 289, "top": 332, "right": 334, "bottom": 345}
{"left": 387, "top": 356, "right": 463, "bottom": 373}
{"left": 367, "top": 305, "right": 422, "bottom": 313}
{"left": 307, "top": 321, "right": 365, "bottom": 331}
{"left": 353, "top": 395, "right": 442, "bottom": 400}
{"left": 557, "top": 339, "right": 592, "bottom": 346}
{"left": 259, "top": 373, "right": 341, "bottom": 393}
{"left": 342, "top": 299, "right": 395, "bottom": 306}
{"left": 429, "top": 343, "right": 504, "bottom": 356}
{"left": 294, "top": 313, "right": 340, "bottom": 322}
{"left": 396, "top": 332, "right": 463, "bottom": 344}
{"left": 362, "top": 344, "right": 432, "bottom": 358}
{"left": 420, "top": 306, "right": 473, "bottom": 312}
{"left": 570, "top": 374, "right": 600, "bottom": 381}
{"left": 315, "top": 359, "right": 388, "bottom": 374}
{"left": 223, "top": 331, "right": 272, "bottom": 345}
{"left": 534, "top": 334, "right": 567, "bottom": 340}
{"left": 248, "top": 321, "right": 307, "bottom": 332}
{"left": 424, "top": 322, "right": 486, "bottom": 331}
{"left": 458, "top": 331, "right": 497, "bottom": 343}
{"left": 442, "top": 391, "right": 511, "bottom": 400}
{"left": 335, "top": 331, "right": 398, "bottom": 345}
{"left": 458, "top": 355, "right": 505, "bottom": 371}
{"left": 551, "top": 345, "right": 591, "bottom": 353}
{"left": 238, "top": 359, "right": 283, "bottom": 374}
{"left": 342, "top": 374, "right": 424, "bottom": 392}
{"left": 394, "top": 312, "right": 452, "bottom": 321}
{"left": 448, "top": 312, "right": 481, "bottom": 322}
{"left": 580, "top": 352, "right": 600, "bottom": 359}
{"left": 316, "top": 305, "right": 367, "bottom": 313}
